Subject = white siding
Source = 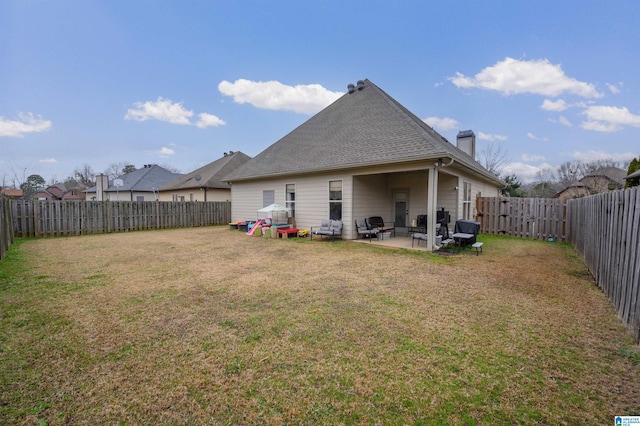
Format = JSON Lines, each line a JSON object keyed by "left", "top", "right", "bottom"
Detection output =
{"left": 231, "top": 172, "right": 353, "bottom": 237}
{"left": 451, "top": 175, "right": 500, "bottom": 221}
{"left": 158, "top": 188, "right": 230, "bottom": 202}
{"left": 100, "top": 191, "right": 158, "bottom": 201}
{"left": 437, "top": 172, "right": 458, "bottom": 222}
{"left": 353, "top": 174, "right": 390, "bottom": 222}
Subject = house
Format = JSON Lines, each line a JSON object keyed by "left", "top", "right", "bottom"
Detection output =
{"left": 85, "top": 164, "right": 183, "bottom": 201}
{"left": 0, "top": 187, "right": 24, "bottom": 199}
{"left": 553, "top": 167, "right": 627, "bottom": 200}
{"left": 158, "top": 151, "right": 251, "bottom": 202}
{"left": 33, "top": 181, "right": 88, "bottom": 201}
{"left": 224, "top": 79, "right": 503, "bottom": 250}
{"left": 624, "top": 168, "right": 640, "bottom": 185}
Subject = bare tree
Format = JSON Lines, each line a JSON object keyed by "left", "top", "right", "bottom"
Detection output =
{"left": 104, "top": 162, "right": 136, "bottom": 179}
{"left": 72, "top": 164, "right": 96, "bottom": 186}
{"left": 477, "top": 142, "right": 508, "bottom": 176}
{"left": 556, "top": 161, "right": 583, "bottom": 188}
{"left": 4, "top": 163, "right": 31, "bottom": 189}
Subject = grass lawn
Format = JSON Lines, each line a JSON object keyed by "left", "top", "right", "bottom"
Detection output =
{"left": 1, "top": 227, "right": 639, "bottom": 425}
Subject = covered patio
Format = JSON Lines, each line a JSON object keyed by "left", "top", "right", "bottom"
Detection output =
{"left": 351, "top": 164, "right": 462, "bottom": 251}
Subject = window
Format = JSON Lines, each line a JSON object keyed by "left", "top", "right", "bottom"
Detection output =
{"left": 189, "top": 192, "right": 194, "bottom": 202}
{"left": 263, "top": 190, "right": 275, "bottom": 207}
{"left": 136, "top": 196, "right": 145, "bottom": 202}
{"left": 329, "top": 180, "right": 342, "bottom": 220}
{"left": 462, "top": 182, "right": 472, "bottom": 220}
{"left": 285, "top": 184, "right": 295, "bottom": 217}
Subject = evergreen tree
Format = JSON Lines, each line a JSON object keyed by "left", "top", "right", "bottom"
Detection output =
{"left": 501, "top": 174, "right": 525, "bottom": 197}
{"left": 625, "top": 157, "right": 640, "bottom": 188}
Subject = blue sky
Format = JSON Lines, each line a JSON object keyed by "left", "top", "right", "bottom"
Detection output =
{"left": 2, "top": 0, "right": 639, "bottom": 184}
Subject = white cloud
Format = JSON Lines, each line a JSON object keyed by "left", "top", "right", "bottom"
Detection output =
{"left": 196, "top": 113, "right": 226, "bottom": 128}
{"left": 423, "top": 116, "right": 459, "bottom": 131}
{"left": 39, "top": 158, "right": 57, "bottom": 163}
{"left": 156, "top": 147, "right": 175, "bottom": 158}
{"left": 521, "top": 154, "right": 546, "bottom": 162}
{"left": 449, "top": 57, "right": 602, "bottom": 98}
{"left": 125, "top": 97, "right": 226, "bottom": 129}
{"left": 541, "top": 99, "right": 568, "bottom": 111}
{"left": 502, "top": 161, "right": 555, "bottom": 183}
{"left": 477, "top": 131, "right": 507, "bottom": 141}
{"left": 606, "top": 82, "right": 622, "bottom": 94}
{"left": 0, "top": 112, "right": 52, "bottom": 138}
{"left": 218, "top": 79, "right": 343, "bottom": 114}
{"left": 580, "top": 105, "right": 640, "bottom": 132}
{"left": 548, "top": 115, "right": 573, "bottom": 127}
{"left": 125, "top": 97, "right": 193, "bottom": 124}
{"left": 558, "top": 116, "right": 572, "bottom": 127}
{"left": 527, "top": 132, "right": 548, "bottom": 141}
{"left": 569, "top": 150, "right": 637, "bottom": 163}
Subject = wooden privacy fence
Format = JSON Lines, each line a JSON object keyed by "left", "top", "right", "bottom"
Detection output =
{"left": 476, "top": 197, "right": 567, "bottom": 242}
{"left": 10, "top": 200, "right": 231, "bottom": 238}
{"left": 566, "top": 187, "right": 640, "bottom": 342}
{"left": 0, "top": 196, "right": 13, "bottom": 260}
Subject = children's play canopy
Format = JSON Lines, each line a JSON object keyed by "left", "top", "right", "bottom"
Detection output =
{"left": 257, "top": 203, "right": 290, "bottom": 224}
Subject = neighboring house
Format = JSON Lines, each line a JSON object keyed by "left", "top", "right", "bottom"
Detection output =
{"left": 224, "top": 79, "right": 503, "bottom": 250}
{"left": 33, "top": 182, "right": 88, "bottom": 201}
{"left": 85, "top": 164, "right": 183, "bottom": 201}
{"left": 0, "top": 187, "right": 24, "bottom": 199}
{"left": 624, "top": 168, "right": 640, "bottom": 183}
{"left": 158, "top": 151, "right": 251, "bottom": 202}
{"left": 554, "top": 167, "right": 626, "bottom": 200}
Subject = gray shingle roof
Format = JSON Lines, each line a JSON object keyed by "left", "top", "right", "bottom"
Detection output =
{"left": 159, "top": 151, "right": 251, "bottom": 191}
{"left": 588, "top": 167, "right": 627, "bottom": 184}
{"left": 86, "top": 165, "right": 183, "bottom": 192}
{"left": 225, "top": 79, "right": 502, "bottom": 185}
{"left": 625, "top": 169, "right": 640, "bottom": 180}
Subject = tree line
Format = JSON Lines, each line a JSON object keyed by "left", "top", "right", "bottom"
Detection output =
{"left": 476, "top": 143, "right": 639, "bottom": 198}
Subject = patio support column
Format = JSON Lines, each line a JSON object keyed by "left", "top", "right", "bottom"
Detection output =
{"left": 427, "top": 165, "right": 439, "bottom": 252}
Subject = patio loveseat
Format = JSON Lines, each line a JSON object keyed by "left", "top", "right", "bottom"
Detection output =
{"left": 310, "top": 220, "right": 343, "bottom": 241}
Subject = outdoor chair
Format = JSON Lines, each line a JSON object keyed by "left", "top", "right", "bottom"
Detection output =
{"left": 311, "top": 220, "right": 343, "bottom": 241}
{"left": 411, "top": 232, "right": 428, "bottom": 247}
{"left": 355, "top": 218, "right": 379, "bottom": 242}
{"left": 366, "top": 216, "right": 395, "bottom": 237}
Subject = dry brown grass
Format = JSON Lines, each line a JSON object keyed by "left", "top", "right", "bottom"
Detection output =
{"left": 1, "top": 227, "right": 639, "bottom": 425}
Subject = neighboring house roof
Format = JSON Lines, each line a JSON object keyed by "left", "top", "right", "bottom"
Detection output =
{"left": 224, "top": 79, "right": 502, "bottom": 185}
{"left": 590, "top": 167, "right": 626, "bottom": 185}
{"left": 0, "top": 188, "right": 23, "bottom": 198}
{"left": 159, "top": 151, "right": 251, "bottom": 191}
{"left": 34, "top": 182, "right": 88, "bottom": 200}
{"left": 625, "top": 169, "right": 640, "bottom": 180}
{"left": 86, "top": 165, "right": 183, "bottom": 192}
